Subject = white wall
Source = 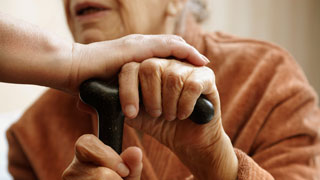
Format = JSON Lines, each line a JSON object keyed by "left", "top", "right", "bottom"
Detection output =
{"left": 203, "top": 0, "right": 320, "bottom": 94}
{"left": 0, "top": 0, "right": 72, "bottom": 113}
{"left": 0, "top": 0, "right": 319, "bottom": 179}
{"left": 0, "top": 0, "right": 71, "bottom": 179}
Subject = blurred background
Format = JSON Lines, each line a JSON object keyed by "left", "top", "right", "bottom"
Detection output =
{"left": 0, "top": 0, "right": 319, "bottom": 179}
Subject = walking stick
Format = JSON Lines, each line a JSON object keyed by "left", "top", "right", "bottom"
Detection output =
{"left": 80, "top": 79, "right": 214, "bottom": 154}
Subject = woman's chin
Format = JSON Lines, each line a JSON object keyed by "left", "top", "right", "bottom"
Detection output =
{"left": 81, "top": 35, "right": 104, "bottom": 44}
{"left": 77, "top": 29, "right": 126, "bottom": 44}
{"left": 77, "top": 29, "right": 106, "bottom": 44}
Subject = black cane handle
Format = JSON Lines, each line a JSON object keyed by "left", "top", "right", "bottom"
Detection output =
{"left": 79, "top": 79, "right": 214, "bottom": 154}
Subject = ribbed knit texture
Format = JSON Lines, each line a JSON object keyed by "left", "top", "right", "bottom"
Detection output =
{"left": 6, "top": 16, "right": 320, "bottom": 179}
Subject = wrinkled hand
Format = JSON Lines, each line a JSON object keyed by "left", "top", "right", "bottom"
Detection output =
{"left": 118, "top": 58, "right": 238, "bottom": 180}
{"left": 62, "top": 135, "right": 143, "bottom": 180}
{"left": 67, "top": 34, "right": 209, "bottom": 93}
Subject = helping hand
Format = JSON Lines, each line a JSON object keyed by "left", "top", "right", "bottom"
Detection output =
{"left": 67, "top": 34, "right": 209, "bottom": 93}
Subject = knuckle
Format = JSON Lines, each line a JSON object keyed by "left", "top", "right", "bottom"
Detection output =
{"left": 167, "top": 34, "right": 181, "bottom": 40}
{"left": 130, "top": 34, "right": 145, "bottom": 41}
{"left": 104, "top": 145, "right": 114, "bottom": 154}
{"left": 203, "top": 66, "right": 216, "bottom": 79}
{"left": 200, "top": 67, "right": 216, "bottom": 92}
{"left": 164, "top": 71, "right": 184, "bottom": 89}
{"left": 126, "top": 34, "right": 144, "bottom": 40}
{"left": 185, "top": 79, "right": 203, "bottom": 95}
{"left": 96, "top": 168, "right": 115, "bottom": 179}
{"left": 164, "top": 37, "right": 176, "bottom": 46}
{"left": 122, "top": 38, "right": 135, "bottom": 47}
{"left": 120, "top": 62, "right": 139, "bottom": 75}
{"left": 122, "top": 34, "right": 145, "bottom": 47}
{"left": 163, "top": 35, "right": 188, "bottom": 47}
{"left": 74, "top": 134, "right": 96, "bottom": 156}
{"left": 139, "top": 59, "right": 159, "bottom": 76}
{"left": 172, "top": 35, "right": 185, "bottom": 42}
{"left": 75, "top": 134, "right": 94, "bottom": 149}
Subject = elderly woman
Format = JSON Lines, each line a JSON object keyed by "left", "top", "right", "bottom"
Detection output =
{"left": 6, "top": 0, "right": 320, "bottom": 179}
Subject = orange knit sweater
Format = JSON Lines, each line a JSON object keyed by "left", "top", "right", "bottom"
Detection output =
{"left": 6, "top": 19, "right": 320, "bottom": 179}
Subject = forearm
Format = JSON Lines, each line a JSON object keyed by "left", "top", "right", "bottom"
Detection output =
{"left": 0, "top": 13, "right": 73, "bottom": 91}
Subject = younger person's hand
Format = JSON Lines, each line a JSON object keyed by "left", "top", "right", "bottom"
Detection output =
{"left": 67, "top": 34, "right": 209, "bottom": 93}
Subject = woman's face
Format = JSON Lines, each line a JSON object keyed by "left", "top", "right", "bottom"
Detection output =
{"left": 65, "top": 0, "right": 180, "bottom": 44}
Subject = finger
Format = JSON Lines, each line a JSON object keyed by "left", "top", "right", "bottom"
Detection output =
{"left": 119, "top": 62, "right": 140, "bottom": 119}
{"left": 177, "top": 67, "right": 215, "bottom": 120}
{"left": 205, "top": 85, "right": 221, "bottom": 123}
{"left": 120, "top": 34, "right": 209, "bottom": 66}
{"left": 162, "top": 62, "right": 192, "bottom": 121}
{"left": 74, "top": 134, "right": 130, "bottom": 177}
{"left": 139, "top": 59, "right": 163, "bottom": 117}
{"left": 121, "top": 147, "right": 143, "bottom": 180}
{"left": 92, "top": 167, "right": 123, "bottom": 180}
{"left": 63, "top": 162, "right": 122, "bottom": 180}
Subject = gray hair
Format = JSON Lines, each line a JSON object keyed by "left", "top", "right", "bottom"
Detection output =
{"left": 187, "top": 0, "right": 208, "bottom": 22}
{"left": 175, "top": 0, "right": 208, "bottom": 34}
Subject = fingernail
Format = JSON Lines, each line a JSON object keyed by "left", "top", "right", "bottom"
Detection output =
{"left": 201, "top": 55, "right": 210, "bottom": 63}
{"left": 117, "top": 163, "right": 130, "bottom": 177}
{"left": 149, "top": 109, "right": 162, "bottom": 117}
{"left": 167, "top": 115, "right": 176, "bottom": 121}
{"left": 178, "top": 36, "right": 186, "bottom": 42}
{"left": 125, "top": 105, "right": 137, "bottom": 118}
{"left": 178, "top": 113, "right": 187, "bottom": 120}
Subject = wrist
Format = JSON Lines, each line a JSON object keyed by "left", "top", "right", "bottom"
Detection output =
{"left": 176, "top": 130, "right": 238, "bottom": 180}
{"left": 210, "top": 133, "right": 238, "bottom": 180}
{"left": 62, "top": 42, "right": 82, "bottom": 94}
{"left": 50, "top": 40, "right": 75, "bottom": 93}
{"left": 52, "top": 41, "right": 87, "bottom": 94}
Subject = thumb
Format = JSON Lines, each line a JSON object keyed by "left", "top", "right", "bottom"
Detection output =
{"left": 121, "top": 147, "right": 143, "bottom": 180}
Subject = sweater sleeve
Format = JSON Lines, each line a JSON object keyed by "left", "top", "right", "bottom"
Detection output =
{"left": 6, "top": 127, "right": 38, "bottom": 180}
{"left": 235, "top": 149, "right": 274, "bottom": 179}
{"left": 208, "top": 34, "right": 320, "bottom": 179}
